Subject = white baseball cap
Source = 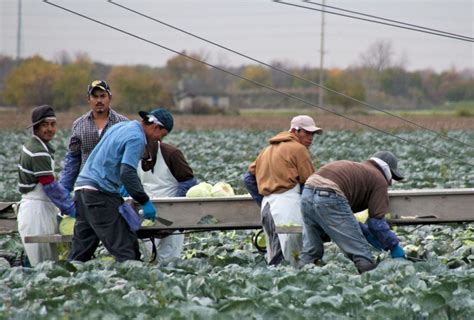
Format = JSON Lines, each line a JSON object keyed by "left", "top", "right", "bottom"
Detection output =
{"left": 290, "top": 115, "right": 323, "bottom": 134}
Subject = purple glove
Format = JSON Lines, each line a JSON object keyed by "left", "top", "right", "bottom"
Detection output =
{"left": 43, "top": 181, "right": 76, "bottom": 217}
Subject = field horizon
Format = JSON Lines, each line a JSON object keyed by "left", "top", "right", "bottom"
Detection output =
{"left": 1, "top": 108, "right": 473, "bottom": 131}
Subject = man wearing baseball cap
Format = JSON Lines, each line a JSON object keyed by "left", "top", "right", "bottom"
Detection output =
{"left": 118, "top": 108, "right": 197, "bottom": 262}
{"left": 68, "top": 108, "right": 173, "bottom": 262}
{"left": 60, "top": 80, "right": 128, "bottom": 193}
{"left": 243, "top": 115, "right": 323, "bottom": 266}
{"left": 299, "top": 151, "right": 406, "bottom": 273}
{"left": 17, "top": 105, "right": 76, "bottom": 266}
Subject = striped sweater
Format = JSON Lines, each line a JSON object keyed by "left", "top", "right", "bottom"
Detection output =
{"left": 18, "top": 135, "right": 55, "bottom": 194}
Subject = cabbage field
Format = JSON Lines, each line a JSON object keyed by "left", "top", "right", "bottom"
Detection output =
{"left": 0, "top": 128, "right": 473, "bottom": 319}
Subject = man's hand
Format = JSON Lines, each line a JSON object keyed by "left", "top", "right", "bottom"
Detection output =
{"left": 390, "top": 244, "right": 406, "bottom": 258}
{"left": 142, "top": 200, "right": 156, "bottom": 221}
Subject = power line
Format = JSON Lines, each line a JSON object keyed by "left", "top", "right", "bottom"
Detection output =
{"left": 304, "top": 0, "right": 474, "bottom": 41}
{"left": 274, "top": 1, "right": 474, "bottom": 43}
{"left": 108, "top": 0, "right": 473, "bottom": 149}
{"left": 42, "top": 0, "right": 473, "bottom": 167}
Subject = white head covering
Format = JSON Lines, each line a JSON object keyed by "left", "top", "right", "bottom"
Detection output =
{"left": 370, "top": 157, "right": 392, "bottom": 183}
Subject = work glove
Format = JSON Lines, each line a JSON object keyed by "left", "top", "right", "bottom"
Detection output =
{"left": 390, "top": 244, "right": 406, "bottom": 258}
{"left": 142, "top": 200, "right": 156, "bottom": 221}
{"left": 119, "top": 185, "right": 130, "bottom": 197}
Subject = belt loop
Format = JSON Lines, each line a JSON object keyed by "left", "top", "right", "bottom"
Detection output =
{"left": 306, "top": 186, "right": 318, "bottom": 195}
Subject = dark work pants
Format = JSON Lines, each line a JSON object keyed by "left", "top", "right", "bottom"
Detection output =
{"left": 68, "top": 190, "right": 140, "bottom": 262}
{"left": 261, "top": 203, "right": 284, "bottom": 266}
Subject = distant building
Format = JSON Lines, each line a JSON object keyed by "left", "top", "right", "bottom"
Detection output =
{"left": 174, "top": 79, "right": 230, "bottom": 113}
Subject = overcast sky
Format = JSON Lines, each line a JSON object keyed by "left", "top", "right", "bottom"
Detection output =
{"left": 1, "top": 0, "right": 473, "bottom": 72}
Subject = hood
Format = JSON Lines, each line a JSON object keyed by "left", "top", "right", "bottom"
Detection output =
{"left": 269, "top": 131, "right": 299, "bottom": 144}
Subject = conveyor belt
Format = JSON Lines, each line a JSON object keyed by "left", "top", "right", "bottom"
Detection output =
{"left": 0, "top": 188, "right": 472, "bottom": 243}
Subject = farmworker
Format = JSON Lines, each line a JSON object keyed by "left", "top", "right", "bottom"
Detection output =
{"left": 60, "top": 80, "right": 128, "bottom": 192}
{"left": 120, "top": 109, "right": 197, "bottom": 261}
{"left": 243, "top": 115, "right": 323, "bottom": 266}
{"left": 17, "top": 105, "right": 76, "bottom": 266}
{"left": 299, "top": 151, "right": 406, "bottom": 274}
{"left": 68, "top": 108, "right": 173, "bottom": 262}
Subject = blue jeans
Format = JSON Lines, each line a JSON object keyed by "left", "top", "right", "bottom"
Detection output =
{"left": 299, "top": 187, "right": 376, "bottom": 273}
{"left": 68, "top": 189, "right": 140, "bottom": 262}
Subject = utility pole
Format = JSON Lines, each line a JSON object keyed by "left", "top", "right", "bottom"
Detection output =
{"left": 318, "top": 0, "right": 326, "bottom": 107}
{"left": 16, "top": 0, "right": 23, "bottom": 61}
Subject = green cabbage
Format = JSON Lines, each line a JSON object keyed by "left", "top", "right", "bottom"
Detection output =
{"left": 59, "top": 216, "right": 76, "bottom": 235}
{"left": 186, "top": 182, "right": 213, "bottom": 198}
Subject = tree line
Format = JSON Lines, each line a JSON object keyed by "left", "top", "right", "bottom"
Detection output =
{"left": 0, "top": 43, "right": 473, "bottom": 114}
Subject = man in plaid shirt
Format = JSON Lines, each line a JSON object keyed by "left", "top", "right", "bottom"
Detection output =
{"left": 60, "top": 80, "right": 128, "bottom": 191}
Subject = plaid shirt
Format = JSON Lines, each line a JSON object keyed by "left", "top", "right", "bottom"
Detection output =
{"left": 68, "top": 108, "right": 129, "bottom": 169}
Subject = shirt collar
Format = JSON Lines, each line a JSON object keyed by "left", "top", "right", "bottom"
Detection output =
{"left": 32, "top": 134, "right": 55, "bottom": 153}
{"left": 86, "top": 108, "right": 115, "bottom": 121}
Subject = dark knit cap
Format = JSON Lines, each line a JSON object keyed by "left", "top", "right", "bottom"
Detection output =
{"left": 27, "top": 105, "right": 56, "bottom": 129}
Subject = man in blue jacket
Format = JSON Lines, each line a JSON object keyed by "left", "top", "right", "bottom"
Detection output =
{"left": 68, "top": 108, "right": 173, "bottom": 262}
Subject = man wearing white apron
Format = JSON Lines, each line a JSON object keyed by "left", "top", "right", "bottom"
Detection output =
{"left": 17, "top": 105, "right": 76, "bottom": 266}
{"left": 137, "top": 139, "right": 197, "bottom": 262}
{"left": 243, "top": 115, "right": 323, "bottom": 266}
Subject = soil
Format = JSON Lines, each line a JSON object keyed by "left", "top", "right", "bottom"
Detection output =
{"left": 1, "top": 109, "right": 473, "bottom": 131}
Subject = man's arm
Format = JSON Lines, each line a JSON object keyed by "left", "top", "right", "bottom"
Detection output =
{"left": 366, "top": 187, "right": 405, "bottom": 257}
{"left": 295, "top": 148, "right": 315, "bottom": 184}
{"left": 166, "top": 147, "right": 194, "bottom": 181}
{"left": 176, "top": 177, "right": 198, "bottom": 197}
{"left": 120, "top": 163, "right": 149, "bottom": 205}
{"left": 60, "top": 127, "right": 82, "bottom": 192}
{"left": 162, "top": 144, "right": 197, "bottom": 197}
{"left": 59, "top": 151, "right": 81, "bottom": 192}
{"left": 367, "top": 217, "right": 405, "bottom": 258}
{"left": 243, "top": 171, "right": 263, "bottom": 207}
{"left": 40, "top": 175, "right": 76, "bottom": 217}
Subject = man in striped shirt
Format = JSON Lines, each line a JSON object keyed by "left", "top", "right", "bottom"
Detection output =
{"left": 17, "top": 105, "right": 76, "bottom": 266}
{"left": 60, "top": 80, "right": 128, "bottom": 192}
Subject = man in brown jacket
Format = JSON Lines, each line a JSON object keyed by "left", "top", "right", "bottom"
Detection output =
{"left": 299, "top": 151, "right": 406, "bottom": 273}
{"left": 243, "top": 115, "right": 323, "bottom": 266}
